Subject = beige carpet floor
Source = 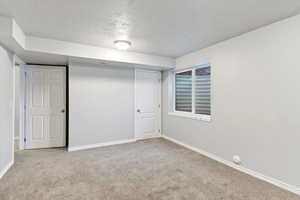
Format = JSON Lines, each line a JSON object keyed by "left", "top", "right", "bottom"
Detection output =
{"left": 0, "top": 138, "right": 299, "bottom": 200}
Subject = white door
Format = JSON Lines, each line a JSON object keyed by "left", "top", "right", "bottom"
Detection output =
{"left": 135, "top": 70, "right": 161, "bottom": 140}
{"left": 25, "top": 66, "right": 66, "bottom": 149}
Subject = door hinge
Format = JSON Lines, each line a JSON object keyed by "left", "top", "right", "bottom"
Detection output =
{"left": 158, "top": 104, "right": 160, "bottom": 108}
{"left": 24, "top": 137, "right": 26, "bottom": 143}
{"left": 158, "top": 129, "right": 161, "bottom": 133}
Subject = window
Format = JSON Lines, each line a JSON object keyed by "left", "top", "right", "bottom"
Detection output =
{"left": 195, "top": 66, "right": 211, "bottom": 115}
{"left": 175, "top": 70, "right": 192, "bottom": 112}
{"left": 172, "top": 64, "right": 211, "bottom": 120}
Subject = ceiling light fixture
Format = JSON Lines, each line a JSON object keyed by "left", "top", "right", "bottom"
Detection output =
{"left": 114, "top": 40, "right": 131, "bottom": 50}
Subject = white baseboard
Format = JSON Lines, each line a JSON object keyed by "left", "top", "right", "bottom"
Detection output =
{"left": 0, "top": 160, "right": 14, "bottom": 179}
{"left": 162, "top": 135, "right": 300, "bottom": 196}
{"left": 68, "top": 139, "right": 137, "bottom": 152}
{"left": 14, "top": 137, "right": 20, "bottom": 151}
{"left": 135, "top": 134, "right": 162, "bottom": 140}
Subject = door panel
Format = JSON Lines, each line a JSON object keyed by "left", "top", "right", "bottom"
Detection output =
{"left": 135, "top": 70, "right": 161, "bottom": 139}
{"left": 49, "top": 114, "right": 64, "bottom": 139}
{"left": 49, "top": 83, "right": 62, "bottom": 107}
{"left": 32, "top": 115, "right": 44, "bottom": 140}
{"left": 25, "top": 66, "right": 66, "bottom": 149}
{"left": 141, "top": 116, "right": 156, "bottom": 133}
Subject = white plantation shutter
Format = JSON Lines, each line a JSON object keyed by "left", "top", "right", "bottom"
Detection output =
{"left": 175, "top": 70, "right": 192, "bottom": 112}
{"left": 174, "top": 65, "right": 211, "bottom": 116}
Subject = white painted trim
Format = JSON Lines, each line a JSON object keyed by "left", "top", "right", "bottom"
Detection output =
{"left": 13, "top": 55, "right": 26, "bottom": 151}
{"left": 135, "top": 134, "right": 162, "bottom": 141}
{"left": 168, "top": 111, "right": 211, "bottom": 122}
{"left": 14, "top": 137, "right": 20, "bottom": 152}
{"left": 12, "top": 56, "right": 16, "bottom": 162}
{"left": 171, "top": 63, "right": 212, "bottom": 121}
{"left": 68, "top": 139, "right": 137, "bottom": 152}
{"left": 162, "top": 135, "right": 300, "bottom": 196}
{"left": 158, "top": 71, "right": 162, "bottom": 136}
{"left": 19, "top": 66, "right": 26, "bottom": 150}
{"left": 23, "top": 65, "right": 67, "bottom": 149}
{"left": 134, "top": 69, "right": 137, "bottom": 139}
{"left": 11, "top": 55, "right": 25, "bottom": 160}
{"left": 0, "top": 160, "right": 13, "bottom": 179}
{"left": 175, "top": 61, "right": 211, "bottom": 73}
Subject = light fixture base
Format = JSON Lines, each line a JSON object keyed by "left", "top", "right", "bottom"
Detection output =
{"left": 114, "top": 40, "right": 132, "bottom": 50}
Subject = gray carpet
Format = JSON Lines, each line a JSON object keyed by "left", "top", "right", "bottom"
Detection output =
{"left": 0, "top": 138, "right": 299, "bottom": 200}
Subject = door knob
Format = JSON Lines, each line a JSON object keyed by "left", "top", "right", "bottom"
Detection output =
{"left": 137, "top": 109, "right": 141, "bottom": 113}
{"left": 61, "top": 109, "right": 65, "bottom": 113}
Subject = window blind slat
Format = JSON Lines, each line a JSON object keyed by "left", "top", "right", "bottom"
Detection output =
{"left": 175, "top": 66, "right": 211, "bottom": 115}
{"left": 175, "top": 71, "right": 192, "bottom": 112}
{"left": 195, "top": 67, "right": 211, "bottom": 115}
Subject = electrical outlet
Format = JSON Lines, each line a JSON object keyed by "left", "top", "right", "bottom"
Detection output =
{"left": 233, "top": 155, "right": 241, "bottom": 165}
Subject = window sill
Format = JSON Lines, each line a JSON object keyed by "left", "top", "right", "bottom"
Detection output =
{"left": 168, "top": 112, "right": 211, "bottom": 122}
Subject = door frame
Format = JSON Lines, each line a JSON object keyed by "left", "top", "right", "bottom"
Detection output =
{"left": 134, "top": 69, "right": 162, "bottom": 140}
{"left": 20, "top": 64, "right": 68, "bottom": 149}
{"left": 18, "top": 64, "right": 26, "bottom": 150}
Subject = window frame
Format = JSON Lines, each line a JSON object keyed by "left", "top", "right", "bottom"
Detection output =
{"left": 169, "top": 63, "right": 211, "bottom": 122}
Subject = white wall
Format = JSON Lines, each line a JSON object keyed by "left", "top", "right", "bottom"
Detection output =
{"left": 0, "top": 45, "right": 14, "bottom": 177}
{"left": 69, "top": 62, "right": 135, "bottom": 148}
{"left": 163, "top": 14, "right": 300, "bottom": 189}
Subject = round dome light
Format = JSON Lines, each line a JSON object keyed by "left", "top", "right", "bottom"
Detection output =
{"left": 114, "top": 40, "right": 132, "bottom": 50}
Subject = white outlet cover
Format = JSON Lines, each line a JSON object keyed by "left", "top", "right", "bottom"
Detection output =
{"left": 233, "top": 155, "right": 241, "bottom": 165}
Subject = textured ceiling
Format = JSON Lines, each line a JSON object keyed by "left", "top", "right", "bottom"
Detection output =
{"left": 1, "top": 0, "right": 300, "bottom": 57}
